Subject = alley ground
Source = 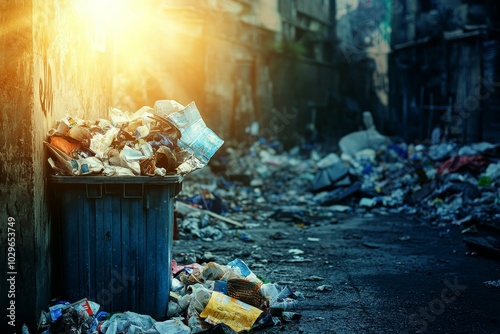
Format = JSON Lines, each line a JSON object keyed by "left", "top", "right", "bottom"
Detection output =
{"left": 173, "top": 211, "right": 500, "bottom": 334}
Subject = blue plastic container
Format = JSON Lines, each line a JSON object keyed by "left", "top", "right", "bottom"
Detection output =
{"left": 50, "top": 175, "right": 182, "bottom": 319}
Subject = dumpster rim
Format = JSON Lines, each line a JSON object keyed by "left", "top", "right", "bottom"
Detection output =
{"left": 49, "top": 175, "right": 183, "bottom": 185}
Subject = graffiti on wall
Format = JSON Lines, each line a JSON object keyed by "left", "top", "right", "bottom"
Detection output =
{"left": 39, "top": 54, "right": 53, "bottom": 117}
{"left": 34, "top": 0, "right": 56, "bottom": 117}
{"left": 337, "top": 0, "right": 395, "bottom": 107}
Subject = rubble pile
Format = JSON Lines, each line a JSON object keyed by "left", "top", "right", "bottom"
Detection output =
{"left": 45, "top": 100, "right": 223, "bottom": 177}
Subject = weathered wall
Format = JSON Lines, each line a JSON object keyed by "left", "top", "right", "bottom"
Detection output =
{"left": 204, "top": 26, "right": 248, "bottom": 139}
{"left": 204, "top": 22, "right": 264, "bottom": 140}
{"left": 269, "top": 55, "right": 335, "bottom": 148}
{"left": 334, "top": 0, "right": 392, "bottom": 137}
{"left": 111, "top": 0, "right": 274, "bottom": 140}
{"left": 0, "top": 1, "right": 37, "bottom": 332}
{"left": 481, "top": 39, "right": 500, "bottom": 143}
{"left": 33, "top": 0, "right": 112, "bottom": 123}
{"left": 111, "top": 0, "right": 204, "bottom": 114}
{"left": 202, "top": 1, "right": 280, "bottom": 140}
{"left": 1, "top": 0, "right": 112, "bottom": 331}
{"left": 111, "top": 0, "right": 337, "bottom": 146}
{"left": 269, "top": 0, "right": 336, "bottom": 148}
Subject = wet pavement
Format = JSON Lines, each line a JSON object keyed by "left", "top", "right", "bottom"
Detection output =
{"left": 173, "top": 212, "right": 500, "bottom": 334}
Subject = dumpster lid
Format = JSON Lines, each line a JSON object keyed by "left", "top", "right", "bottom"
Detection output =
{"left": 50, "top": 175, "right": 183, "bottom": 185}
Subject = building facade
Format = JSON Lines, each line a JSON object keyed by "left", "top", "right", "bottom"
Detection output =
{"left": 389, "top": 0, "right": 500, "bottom": 143}
{"left": 113, "top": 0, "right": 337, "bottom": 147}
{"left": 271, "top": 0, "right": 336, "bottom": 147}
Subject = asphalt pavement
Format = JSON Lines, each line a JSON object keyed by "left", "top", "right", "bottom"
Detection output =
{"left": 173, "top": 212, "right": 500, "bottom": 334}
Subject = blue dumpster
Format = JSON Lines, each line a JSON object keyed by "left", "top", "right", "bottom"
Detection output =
{"left": 50, "top": 175, "right": 182, "bottom": 319}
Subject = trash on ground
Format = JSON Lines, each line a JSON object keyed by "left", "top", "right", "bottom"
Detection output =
{"left": 463, "top": 236, "right": 500, "bottom": 259}
{"left": 39, "top": 258, "right": 302, "bottom": 334}
{"left": 316, "top": 285, "right": 333, "bottom": 292}
{"left": 483, "top": 279, "right": 500, "bottom": 289}
{"left": 305, "top": 276, "right": 324, "bottom": 281}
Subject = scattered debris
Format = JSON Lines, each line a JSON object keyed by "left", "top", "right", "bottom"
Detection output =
{"left": 39, "top": 259, "right": 302, "bottom": 334}
{"left": 316, "top": 285, "right": 333, "bottom": 292}
{"left": 41, "top": 110, "right": 500, "bottom": 333}
{"left": 288, "top": 249, "right": 305, "bottom": 256}
{"left": 362, "top": 242, "right": 381, "bottom": 249}
{"left": 461, "top": 225, "right": 478, "bottom": 234}
{"left": 176, "top": 201, "right": 244, "bottom": 227}
{"left": 463, "top": 236, "right": 500, "bottom": 259}
{"left": 305, "top": 276, "right": 324, "bottom": 282}
{"left": 484, "top": 280, "right": 500, "bottom": 289}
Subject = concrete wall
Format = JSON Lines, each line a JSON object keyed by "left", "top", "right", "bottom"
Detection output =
{"left": 0, "top": 0, "right": 112, "bottom": 331}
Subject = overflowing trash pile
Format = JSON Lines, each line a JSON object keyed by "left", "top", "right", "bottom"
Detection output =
{"left": 45, "top": 100, "right": 223, "bottom": 177}
{"left": 37, "top": 259, "right": 302, "bottom": 334}
{"left": 173, "top": 113, "right": 500, "bottom": 258}
{"left": 179, "top": 114, "right": 500, "bottom": 227}
{"left": 176, "top": 139, "right": 499, "bottom": 232}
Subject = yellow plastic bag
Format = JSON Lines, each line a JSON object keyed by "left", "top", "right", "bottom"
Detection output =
{"left": 199, "top": 292, "right": 262, "bottom": 333}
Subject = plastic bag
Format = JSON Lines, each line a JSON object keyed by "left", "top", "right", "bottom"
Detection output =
{"left": 199, "top": 292, "right": 263, "bottom": 333}
{"left": 90, "top": 127, "right": 119, "bottom": 159}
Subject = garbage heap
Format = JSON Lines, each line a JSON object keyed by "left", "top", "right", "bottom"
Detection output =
{"left": 38, "top": 258, "right": 302, "bottom": 334}
{"left": 319, "top": 140, "right": 500, "bottom": 227}
{"left": 173, "top": 132, "right": 500, "bottom": 243}
{"left": 45, "top": 100, "right": 223, "bottom": 177}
